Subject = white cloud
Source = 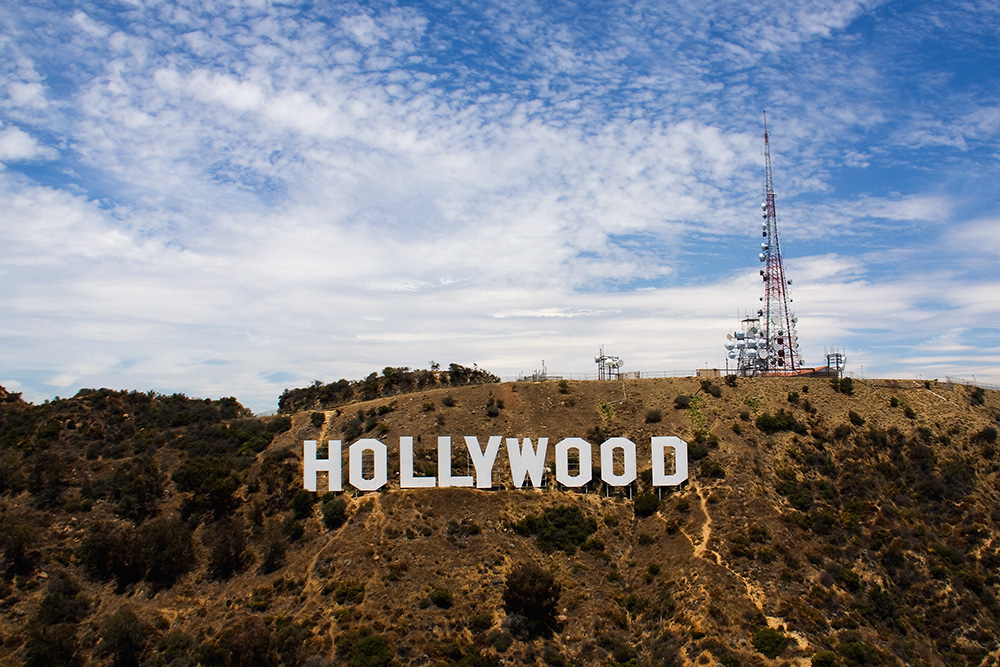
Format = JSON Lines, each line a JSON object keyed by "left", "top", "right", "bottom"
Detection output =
{"left": 1, "top": 0, "right": 999, "bottom": 408}
{"left": 0, "top": 124, "right": 53, "bottom": 161}
{"left": 950, "top": 218, "right": 1000, "bottom": 257}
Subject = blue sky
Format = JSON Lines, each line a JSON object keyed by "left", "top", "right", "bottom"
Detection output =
{"left": 2, "top": 0, "right": 998, "bottom": 412}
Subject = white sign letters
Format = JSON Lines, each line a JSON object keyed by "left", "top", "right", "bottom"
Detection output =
{"left": 303, "top": 435, "right": 688, "bottom": 492}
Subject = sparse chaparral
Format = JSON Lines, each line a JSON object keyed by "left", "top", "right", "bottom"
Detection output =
{"left": 1, "top": 375, "right": 998, "bottom": 666}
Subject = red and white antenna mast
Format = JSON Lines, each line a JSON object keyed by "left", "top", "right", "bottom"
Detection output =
{"left": 758, "top": 112, "right": 802, "bottom": 373}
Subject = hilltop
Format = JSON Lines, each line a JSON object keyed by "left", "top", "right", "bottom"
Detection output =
{"left": 0, "top": 376, "right": 998, "bottom": 666}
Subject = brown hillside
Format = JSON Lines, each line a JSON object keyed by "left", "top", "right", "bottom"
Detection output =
{"left": 1, "top": 377, "right": 999, "bottom": 666}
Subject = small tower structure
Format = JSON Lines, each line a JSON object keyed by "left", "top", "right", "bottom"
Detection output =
{"left": 595, "top": 345, "right": 623, "bottom": 380}
{"left": 726, "top": 114, "right": 803, "bottom": 375}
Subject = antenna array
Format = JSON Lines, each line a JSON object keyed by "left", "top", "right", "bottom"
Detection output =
{"left": 725, "top": 114, "right": 803, "bottom": 375}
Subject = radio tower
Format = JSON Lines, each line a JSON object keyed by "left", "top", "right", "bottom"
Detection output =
{"left": 725, "top": 113, "right": 803, "bottom": 375}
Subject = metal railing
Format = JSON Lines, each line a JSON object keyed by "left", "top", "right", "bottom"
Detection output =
{"left": 504, "top": 370, "right": 697, "bottom": 382}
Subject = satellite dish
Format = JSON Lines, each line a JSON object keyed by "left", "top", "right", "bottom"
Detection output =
{"left": 735, "top": 331, "right": 745, "bottom": 339}
{"left": 728, "top": 351, "right": 736, "bottom": 359}
{"left": 726, "top": 333, "right": 733, "bottom": 340}
{"left": 758, "top": 348, "right": 769, "bottom": 359}
{"left": 759, "top": 253, "right": 766, "bottom": 262}
{"left": 725, "top": 341, "right": 735, "bottom": 350}
{"left": 761, "top": 242, "right": 768, "bottom": 251}
{"left": 761, "top": 202, "right": 767, "bottom": 209}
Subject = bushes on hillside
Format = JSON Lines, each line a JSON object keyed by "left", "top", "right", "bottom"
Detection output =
{"left": 634, "top": 492, "right": 661, "bottom": 518}
{"left": 206, "top": 516, "right": 250, "bottom": 580}
{"left": 110, "top": 455, "right": 162, "bottom": 522}
{"left": 335, "top": 627, "right": 396, "bottom": 667}
{"left": 755, "top": 410, "right": 807, "bottom": 434}
{"left": 279, "top": 364, "right": 500, "bottom": 413}
{"left": 515, "top": 505, "right": 597, "bottom": 553}
{"left": 97, "top": 606, "right": 149, "bottom": 667}
{"left": 832, "top": 376, "right": 855, "bottom": 396}
{"left": 752, "top": 627, "right": 788, "bottom": 659}
{"left": 322, "top": 497, "right": 349, "bottom": 530}
{"left": 140, "top": 516, "right": 196, "bottom": 590}
{"left": 78, "top": 522, "right": 143, "bottom": 589}
{"left": 172, "top": 455, "right": 241, "bottom": 518}
{"left": 504, "top": 562, "right": 561, "bottom": 638}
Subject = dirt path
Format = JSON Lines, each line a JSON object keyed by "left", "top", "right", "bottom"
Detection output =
{"left": 681, "top": 483, "right": 717, "bottom": 564}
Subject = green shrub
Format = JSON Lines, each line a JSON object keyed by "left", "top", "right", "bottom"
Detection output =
{"left": 291, "top": 489, "right": 315, "bottom": 519}
{"left": 688, "top": 441, "right": 709, "bottom": 460}
{"left": 515, "top": 505, "right": 597, "bottom": 553}
{"left": 848, "top": 411, "right": 865, "bottom": 426}
{"left": 36, "top": 573, "right": 90, "bottom": 625}
{"left": 110, "top": 455, "right": 162, "bottom": 522}
{"left": 673, "top": 395, "right": 693, "bottom": 409}
{"left": 206, "top": 517, "right": 249, "bottom": 580}
{"left": 139, "top": 516, "right": 195, "bottom": 590}
{"left": 700, "top": 380, "right": 722, "bottom": 397}
{"left": 645, "top": 408, "right": 662, "bottom": 424}
{"left": 78, "top": 521, "right": 142, "bottom": 589}
{"left": 429, "top": 586, "right": 453, "bottom": 609}
{"left": 756, "top": 410, "right": 806, "bottom": 434}
{"left": 838, "top": 640, "right": 881, "bottom": 666}
{"left": 972, "top": 426, "right": 998, "bottom": 444}
{"left": 23, "top": 623, "right": 81, "bottom": 667}
{"left": 700, "top": 460, "right": 726, "bottom": 479}
{"left": 172, "top": 455, "right": 240, "bottom": 517}
{"left": 343, "top": 417, "right": 363, "bottom": 441}
{"left": 752, "top": 627, "right": 789, "bottom": 659}
{"left": 335, "top": 627, "right": 396, "bottom": 667}
{"left": 504, "top": 563, "right": 561, "bottom": 638}
{"left": 810, "top": 650, "right": 838, "bottom": 667}
{"left": 634, "top": 492, "right": 660, "bottom": 518}
{"left": 469, "top": 611, "right": 494, "bottom": 632}
{"left": 322, "top": 497, "right": 349, "bottom": 530}
{"left": 98, "top": 606, "right": 148, "bottom": 667}
{"left": 334, "top": 583, "right": 366, "bottom": 605}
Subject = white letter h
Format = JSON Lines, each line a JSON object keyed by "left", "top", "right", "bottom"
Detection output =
{"left": 303, "top": 440, "right": 342, "bottom": 492}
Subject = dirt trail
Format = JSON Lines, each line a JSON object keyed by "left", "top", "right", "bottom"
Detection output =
{"left": 682, "top": 483, "right": 717, "bottom": 564}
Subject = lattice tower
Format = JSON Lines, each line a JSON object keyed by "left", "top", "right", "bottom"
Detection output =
{"left": 724, "top": 114, "right": 803, "bottom": 375}
{"left": 758, "top": 113, "right": 802, "bottom": 372}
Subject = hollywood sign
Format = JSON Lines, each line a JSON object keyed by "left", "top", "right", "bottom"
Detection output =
{"left": 303, "top": 436, "right": 688, "bottom": 492}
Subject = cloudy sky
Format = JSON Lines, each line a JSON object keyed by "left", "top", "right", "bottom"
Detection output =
{"left": 2, "top": 0, "right": 999, "bottom": 412}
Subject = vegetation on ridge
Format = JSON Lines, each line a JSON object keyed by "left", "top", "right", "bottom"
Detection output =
{"left": 0, "top": 377, "right": 998, "bottom": 666}
{"left": 277, "top": 364, "right": 500, "bottom": 414}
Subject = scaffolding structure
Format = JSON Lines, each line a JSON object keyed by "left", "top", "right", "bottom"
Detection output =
{"left": 595, "top": 345, "right": 623, "bottom": 380}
